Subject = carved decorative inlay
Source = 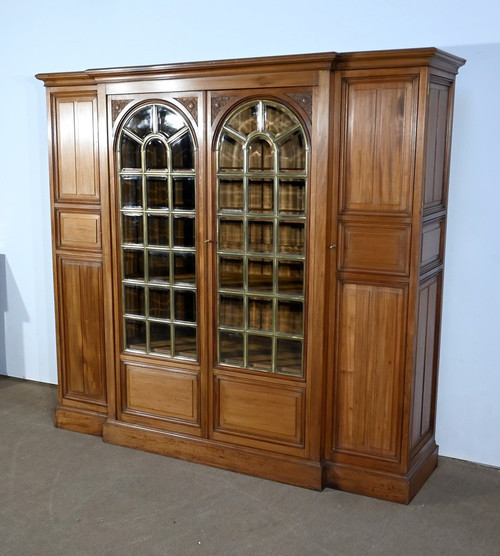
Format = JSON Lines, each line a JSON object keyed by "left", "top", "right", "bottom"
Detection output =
{"left": 177, "top": 96, "right": 198, "bottom": 123}
{"left": 211, "top": 96, "right": 234, "bottom": 123}
{"left": 287, "top": 92, "right": 313, "bottom": 119}
{"left": 111, "top": 100, "right": 132, "bottom": 125}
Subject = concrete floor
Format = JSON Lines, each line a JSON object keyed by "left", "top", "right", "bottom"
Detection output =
{"left": 1, "top": 375, "right": 499, "bottom": 556}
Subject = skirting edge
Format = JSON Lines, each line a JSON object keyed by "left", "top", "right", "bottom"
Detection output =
{"left": 103, "top": 419, "right": 323, "bottom": 490}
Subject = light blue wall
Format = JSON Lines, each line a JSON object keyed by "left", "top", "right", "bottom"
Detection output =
{"left": 1, "top": 0, "right": 498, "bottom": 467}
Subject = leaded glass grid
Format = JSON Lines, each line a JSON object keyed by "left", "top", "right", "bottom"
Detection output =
{"left": 117, "top": 103, "right": 198, "bottom": 360}
{"left": 216, "top": 100, "right": 308, "bottom": 376}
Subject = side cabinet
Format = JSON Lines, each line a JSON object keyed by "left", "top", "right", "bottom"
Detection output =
{"left": 37, "top": 48, "right": 464, "bottom": 502}
{"left": 45, "top": 88, "right": 111, "bottom": 434}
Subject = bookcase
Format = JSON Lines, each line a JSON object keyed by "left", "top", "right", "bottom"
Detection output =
{"left": 37, "top": 47, "right": 464, "bottom": 503}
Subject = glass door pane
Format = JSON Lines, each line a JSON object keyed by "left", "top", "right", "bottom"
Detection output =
{"left": 117, "top": 103, "right": 198, "bottom": 361}
{"left": 216, "top": 100, "right": 308, "bottom": 376}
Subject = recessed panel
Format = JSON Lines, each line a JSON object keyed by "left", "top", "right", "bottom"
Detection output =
{"left": 340, "top": 223, "right": 411, "bottom": 275}
{"left": 420, "top": 219, "right": 443, "bottom": 273}
{"left": 215, "top": 376, "right": 305, "bottom": 445}
{"left": 56, "top": 96, "right": 99, "bottom": 201}
{"left": 335, "top": 282, "right": 406, "bottom": 461}
{"left": 125, "top": 364, "right": 199, "bottom": 423}
{"left": 340, "top": 78, "right": 416, "bottom": 213}
{"left": 58, "top": 212, "right": 101, "bottom": 250}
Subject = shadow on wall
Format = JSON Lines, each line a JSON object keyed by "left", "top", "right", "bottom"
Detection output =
{"left": 0, "top": 255, "right": 29, "bottom": 378}
{"left": 0, "top": 255, "right": 5, "bottom": 373}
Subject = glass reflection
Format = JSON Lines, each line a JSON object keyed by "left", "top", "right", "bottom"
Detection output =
{"left": 124, "top": 285, "right": 145, "bottom": 316}
{"left": 150, "top": 322, "right": 171, "bottom": 354}
{"left": 248, "top": 137, "right": 274, "bottom": 171}
{"left": 219, "top": 295, "right": 244, "bottom": 328}
{"left": 174, "top": 253, "right": 195, "bottom": 285}
{"left": 175, "top": 290, "right": 196, "bottom": 322}
{"left": 123, "top": 249, "right": 144, "bottom": 280}
{"left": 146, "top": 138, "right": 167, "bottom": 170}
{"left": 158, "top": 105, "right": 185, "bottom": 137}
{"left": 125, "top": 319, "right": 147, "bottom": 351}
{"left": 121, "top": 176, "right": 143, "bottom": 208}
{"left": 120, "top": 135, "right": 141, "bottom": 169}
{"left": 248, "top": 335, "right": 273, "bottom": 370}
{"left": 219, "top": 257, "right": 244, "bottom": 291}
{"left": 174, "top": 326, "right": 197, "bottom": 358}
{"left": 171, "top": 133, "right": 194, "bottom": 170}
{"left": 216, "top": 99, "right": 307, "bottom": 375}
{"left": 219, "top": 331, "right": 244, "bottom": 366}
{"left": 219, "top": 179, "right": 244, "bottom": 212}
{"left": 127, "top": 106, "right": 152, "bottom": 138}
{"left": 149, "top": 288, "right": 170, "bottom": 319}
{"left": 279, "top": 130, "right": 305, "bottom": 171}
{"left": 148, "top": 251, "right": 170, "bottom": 283}
{"left": 119, "top": 102, "right": 197, "bottom": 360}
{"left": 248, "top": 298, "right": 273, "bottom": 331}
{"left": 147, "top": 177, "right": 168, "bottom": 209}
{"left": 248, "top": 179, "right": 273, "bottom": 213}
{"left": 122, "top": 214, "right": 143, "bottom": 244}
{"left": 219, "top": 133, "right": 243, "bottom": 171}
{"left": 147, "top": 215, "right": 169, "bottom": 246}
{"left": 174, "top": 217, "right": 195, "bottom": 248}
{"left": 173, "top": 177, "right": 195, "bottom": 210}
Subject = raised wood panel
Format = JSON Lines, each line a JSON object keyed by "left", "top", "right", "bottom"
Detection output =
{"left": 334, "top": 282, "right": 406, "bottom": 460}
{"left": 58, "top": 211, "right": 101, "bottom": 250}
{"left": 124, "top": 363, "right": 199, "bottom": 424}
{"left": 340, "top": 77, "right": 416, "bottom": 214}
{"left": 55, "top": 96, "right": 99, "bottom": 201}
{"left": 411, "top": 276, "right": 440, "bottom": 454}
{"left": 58, "top": 257, "right": 106, "bottom": 403}
{"left": 420, "top": 218, "right": 444, "bottom": 273}
{"left": 340, "top": 222, "right": 411, "bottom": 275}
{"left": 423, "top": 83, "right": 450, "bottom": 210}
{"left": 214, "top": 375, "right": 305, "bottom": 446}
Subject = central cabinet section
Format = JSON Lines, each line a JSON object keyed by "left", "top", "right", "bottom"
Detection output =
{"left": 112, "top": 87, "right": 322, "bottom": 472}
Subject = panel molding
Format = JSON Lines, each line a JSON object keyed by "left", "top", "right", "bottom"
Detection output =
{"left": 213, "top": 374, "right": 305, "bottom": 447}
{"left": 123, "top": 362, "right": 200, "bottom": 425}
{"left": 333, "top": 281, "right": 407, "bottom": 462}
{"left": 339, "top": 222, "right": 411, "bottom": 275}
{"left": 339, "top": 75, "right": 418, "bottom": 215}
{"left": 54, "top": 94, "right": 100, "bottom": 202}
{"left": 57, "top": 256, "right": 107, "bottom": 404}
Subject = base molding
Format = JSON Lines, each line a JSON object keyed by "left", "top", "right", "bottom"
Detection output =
{"left": 325, "top": 445, "right": 439, "bottom": 504}
{"left": 54, "top": 406, "right": 106, "bottom": 436}
{"left": 54, "top": 413, "right": 439, "bottom": 502}
{"left": 103, "top": 419, "right": 323, "bottom": 490}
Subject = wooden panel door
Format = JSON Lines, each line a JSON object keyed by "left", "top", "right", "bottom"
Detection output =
{"left": 54, "top": 95, "right": 100, "bottom": 202}
{"left": 339, "top": 76, "right": 418, "bottom": 215}
{"left": 57, "top": 256, "right": 107, "bottom": 405}
{"left": 334, "top": 282, "right": 406, "bottom": 462}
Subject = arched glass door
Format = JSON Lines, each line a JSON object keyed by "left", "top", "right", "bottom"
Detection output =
{"left": 215, "top": 100, "right": 308, "bottom": 376}
{"left": 117, "top": 103, "right": 198, "bottom": 360}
